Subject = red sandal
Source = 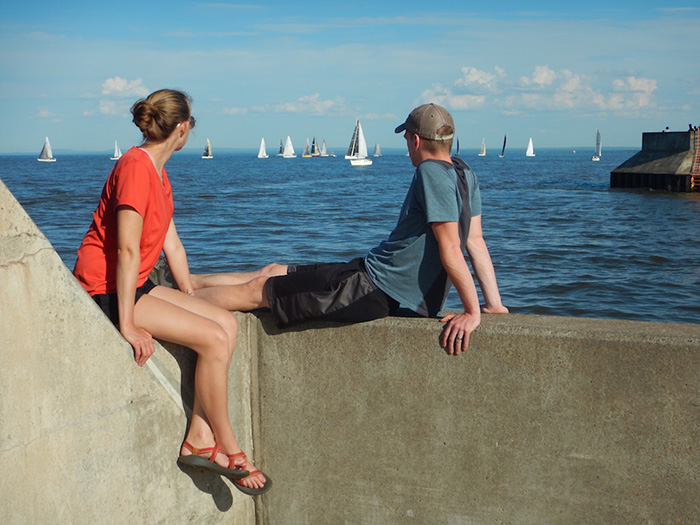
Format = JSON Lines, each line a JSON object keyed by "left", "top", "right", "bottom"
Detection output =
{"left": 177, "top": 440, "right": 249, "bottom": 479}
{"left": 229, "top": 452, "right": 273, "bottom": 495}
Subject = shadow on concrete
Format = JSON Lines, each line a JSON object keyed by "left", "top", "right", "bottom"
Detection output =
{"left": 176, "top": 462, "right": 235, "bottom": 511}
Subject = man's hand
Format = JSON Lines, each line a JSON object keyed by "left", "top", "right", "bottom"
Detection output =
{"left": 439, "top": 312, "right": 481, "bottom": 355}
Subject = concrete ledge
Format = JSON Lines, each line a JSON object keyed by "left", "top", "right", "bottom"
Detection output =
{"left": 253, "top": 312, "right": 700, "bottom": 523}
{"left": 3, "top": 179, "right": 700, "bottom": 523}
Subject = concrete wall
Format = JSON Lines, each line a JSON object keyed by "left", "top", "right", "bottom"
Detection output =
{"left": 3, "top": 179, "right": 700, "bottom": 524}
{"left": 0, "top": 180, "right": 256, "bottom": 524}
{"left": 254, "top": 313, "right": 700, "bottom": 524}
{"left": 642, "top": 130, "right": 694, "bottom": 152}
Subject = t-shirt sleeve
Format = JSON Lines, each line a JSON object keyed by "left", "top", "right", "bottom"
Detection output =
{"left": 113, "top": 160, "right": 150, "bottom": 217}
{"left": 418, "top": 163, "right": 461, "bottom": 223}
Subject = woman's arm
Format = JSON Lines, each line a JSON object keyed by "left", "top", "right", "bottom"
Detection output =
{"left": 116, "top": 206, "right": 155, "bottom": 366}
{"left": 161, "top": 219, "right": 194, "bottom": 295}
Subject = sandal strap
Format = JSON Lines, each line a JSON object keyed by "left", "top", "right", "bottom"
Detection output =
{"left": 227, "top": 451, "right": 247, "bottom": 469}
{"left": 182, "top": 440, "right": 219, "bottom": 463}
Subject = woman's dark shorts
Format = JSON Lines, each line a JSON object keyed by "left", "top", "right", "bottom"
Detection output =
{"left": 91, "top": 279, "right": 156, "bottom": 327}
{"left": 264, "top": 257, "right": 399, "bottom": 327}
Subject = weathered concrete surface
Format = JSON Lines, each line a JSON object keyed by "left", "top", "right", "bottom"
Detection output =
{"left": 254, "top": 313, "right": 700, "bottom": 524}
{"left": 3, "top": 178, "right": 700, "bottom": 524}
{"left": 0, "top": 180, "right": 256, "bottom": 524}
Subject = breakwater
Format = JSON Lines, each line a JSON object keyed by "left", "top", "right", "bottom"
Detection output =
{"left": 2, "top": 180, "right": 699, "bottom": 524}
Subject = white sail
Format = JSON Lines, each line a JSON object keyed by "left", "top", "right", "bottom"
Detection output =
{"left": 320, "top": 139, "right": 328, "bottom": 157}
{"left": 257, "top": 138, "right": 269, "bottom": 158}
{"left": 592, "top": 128, "right": 601, "bottom": 161}
{"left": 37, "top": 136, "right": 56, "bottom": 162}
{"left": 302, "top": 138, "right": 311, "bottom": 157}
{"left": 373, "top": 142, "right": 382, "bottom": 157}
{"left": 202, "top": 138, "right": 213, "bottom": 159}
{"left": 525, "top": 137, "right": 535, "bottom": 157}
{"left": 311, "top": 137, "right": 321, "bottom": 156}
{"left": 110, "top": 140, "right": 122, "bottom": 161}
{"left": 478, "top": 138, "right": 486, "bottom": 156}
{"left": 347, "top": 120, "right": 371, "bottom": 166}
{"left": 282, "top": 136, "right": 296, "bottom": 158}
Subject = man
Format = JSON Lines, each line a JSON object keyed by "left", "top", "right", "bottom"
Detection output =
{"left": 169, "top": 103, "right": 507, "bottom": 355}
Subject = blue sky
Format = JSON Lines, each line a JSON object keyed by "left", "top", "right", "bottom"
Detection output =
{"left": 1, "top": 1, "right": 699, "bottom": 154}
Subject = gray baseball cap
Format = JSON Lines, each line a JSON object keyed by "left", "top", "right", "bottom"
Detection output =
{"left": 394, "top": 103, "right": 454, "bottom": 140}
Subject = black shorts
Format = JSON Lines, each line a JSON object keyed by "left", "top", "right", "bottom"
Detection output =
{"left": 91, "top": 280, "right": 156, "bottom": 327}
{"left": 264, "top": 257, "right": 399, "bottom": 327}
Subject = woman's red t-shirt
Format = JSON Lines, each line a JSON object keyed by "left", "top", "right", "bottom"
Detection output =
{"left": 73, "top": 147, "right": 174, "bottom": 295}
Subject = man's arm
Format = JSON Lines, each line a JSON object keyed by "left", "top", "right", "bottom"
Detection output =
{"left": 432, "top": 221, "right": 481, "bottom": 355}
{"left": 466, "top": 215, "right": 508, "bottom": 314}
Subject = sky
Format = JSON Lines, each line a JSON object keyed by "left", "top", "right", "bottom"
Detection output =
{"left": 1, "top": 1, "right": 699, "bottom": 155}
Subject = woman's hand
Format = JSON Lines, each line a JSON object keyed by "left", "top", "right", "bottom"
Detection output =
{"left": 120, "top": 323, "right": 155, "bottom": 366}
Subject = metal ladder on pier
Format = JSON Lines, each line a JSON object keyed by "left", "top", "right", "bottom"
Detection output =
{"left": 692, "top": 130, "right": 700, "bottom": 191}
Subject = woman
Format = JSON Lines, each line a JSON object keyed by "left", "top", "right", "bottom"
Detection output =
{"left": 73, "top": 89, "right": 271, "bottom": 495}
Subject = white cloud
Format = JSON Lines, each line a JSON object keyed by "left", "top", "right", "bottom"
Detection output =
{"left": 441, "top": 65, "right": 658, "bottom": 114}
{"left": 223, "top": 107, "right": 248, "bottom": 115}
{"left": 519, "top": 65, "right": 557, "bottom": 87}
{"left": 101, "top": 77, "right": 149, "bottom": 97}
{"left": 419, "top": 84, "right": 486, "bottom": 110}
{"left": 455, "top": 66, "right": 505, "bottom": 93}
{"left": 248, "top": 93, "right": 346, "bottom": 115}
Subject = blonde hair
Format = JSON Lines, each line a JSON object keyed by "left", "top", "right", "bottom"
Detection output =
{"left": 130, "top": 89, "right": 193, "bottom": 143}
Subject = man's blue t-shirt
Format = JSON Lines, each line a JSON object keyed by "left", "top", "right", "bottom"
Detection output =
{"left": 364, "top": 159, "right": 479, "bottom": 316}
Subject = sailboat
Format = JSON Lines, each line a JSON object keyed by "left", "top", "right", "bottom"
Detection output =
{"left": 345, "top": 120, "right": 372, "bottom": 166}
{"left": 302, "top": 138, "right": 312, "bottom": 158}
{"left": 282, "top": 136, "right": 296, "bottom": 158}
{"left": 311, "top": 137, "right": 321, "bottom": 157}
{"left": 478, "top": 138, "right": 486, "bottom": 156}
{"left": 202, "top": 138, "right": 213, "bottom": 159}
{"left": 37, "top": 137, "right": 56, "bottom": 162}
{"left": 320, "top": 139, "right": 329, "bottom": 157}
{"left": 525, "top": 137, "right": 536, "bottom": 157}
{"left": 257, "top": 138, "right": 269, "bottom": 159}
{"left": 454, "top": 138, "right": 460, "bottom": 157}
{"left": 277, "top": 139, "right": 284, "bottom": 156}
{"left": 373, "top": 143, "right": 382, "bottom": 157}
{"left": 110, "top": 141, "right": 122, "bottom": 161}
{"left": 591, "top": 128, "right": 601, "bottom": 161}
{"left": 498, "top": 135, "right": 506, "bottom": 157}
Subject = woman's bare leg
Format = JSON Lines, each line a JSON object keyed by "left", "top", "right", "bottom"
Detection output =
{"left": 135, "top": 287, "right": 266, "bottom": 489}
{"left": 191, "top": 263, "right": 287, "bottom": 289}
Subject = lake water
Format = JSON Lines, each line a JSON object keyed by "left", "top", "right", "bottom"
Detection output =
{"left": 2, "top": 148, "right": 699, "bottom": 325}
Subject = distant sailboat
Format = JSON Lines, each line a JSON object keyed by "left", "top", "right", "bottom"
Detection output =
{"left": 373, "top": 143, "right": 382, "bottom": 157}
{"left": 592, "top": 128, "right": 601, "bottom": 161}
{"left": 498, "top": 135, "right": 506, "bottom": 157}
{"left": 302, "top": 138, "right": 312, "bottom": 158}
{"left": 311, "top": 137, "right": 321, "bottom": 157}
{"left": 110, "top": 141, "right": 122, "bottom": 161}
{"left": 478, "top": 138, "right": 486, "bottom": 156}
{"left": 525, "top": 137, "right": 536, "bottom": 157}
{"left": 454, "top": 138, "right": 460, "bottom": 157}
{"left": 277, "top": 139, "right": 284, "bottom": 156}
{"left": 202, "top": 138, "right": 213, "bottom": 159}
{"left": 282, "top": 136, "right": 296, "bottom": 158}
{"left": 37, "top": 137, "right": 56, "bottom": 162}
{"left": 257, "top": 138, "right": 269, "bottom": 159}
{"left": 345, "top": 120, "right": 372, "bottom": 166}
{"left": 320, "top": 139, "right": 329, "bottom": 157}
